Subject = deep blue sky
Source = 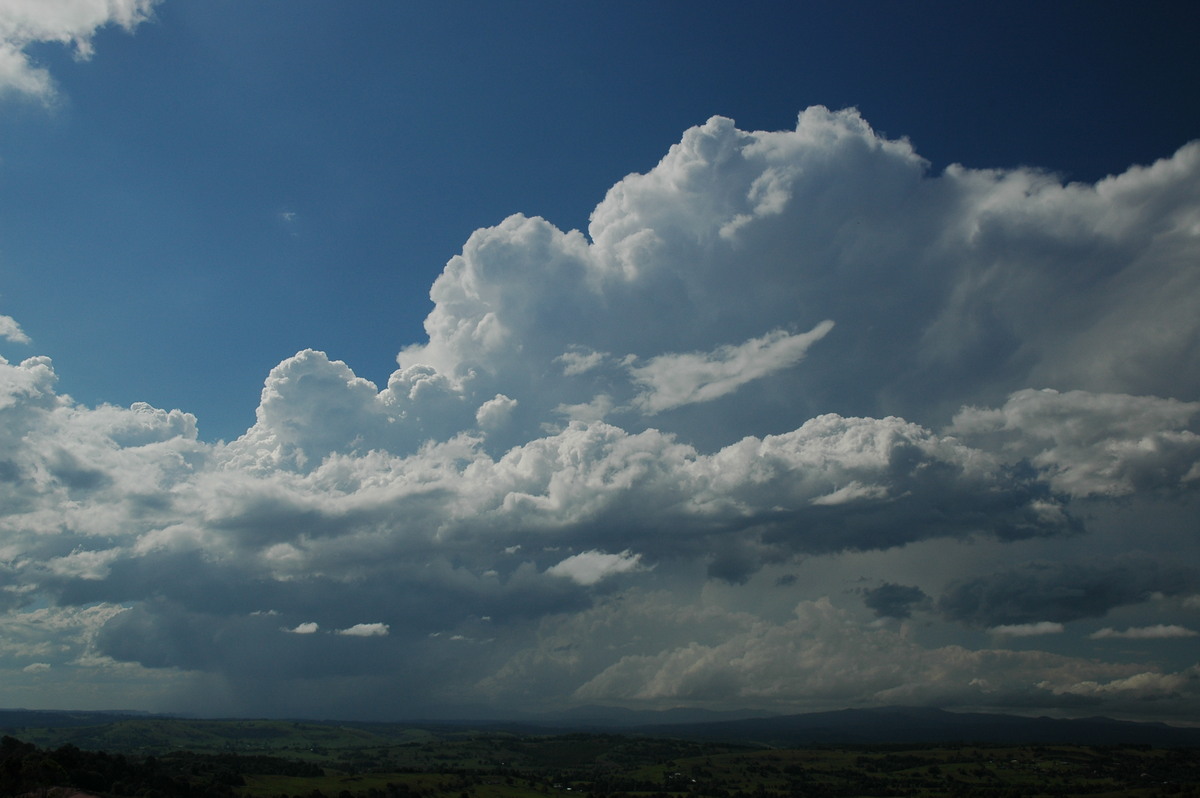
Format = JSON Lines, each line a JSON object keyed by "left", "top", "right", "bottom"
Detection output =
{"left": 2, "top": 0, "right": 1197, "bottom": 442}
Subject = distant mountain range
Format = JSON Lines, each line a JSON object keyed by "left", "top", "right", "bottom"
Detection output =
{"left": 630, "top": 706, "right": 1200, "bottom": 747}
{"left": 2, "top": 705, "right": 1198, "bottom": 748}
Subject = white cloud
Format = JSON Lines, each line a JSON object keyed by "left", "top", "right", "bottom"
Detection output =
{"left": 475, "top": 393, "right": 517, "bottom": 430}
{"left": 556, "top": 348, "right": 609, "bottom": 377}
{"left": 988, "top": 621, "right": 1064, "bottom": 637}
{"left": 546, "top": 550, "right": 644, "bottom": 586}
{"left": 629, "top": 321, "right": 834, "bottom": 414}
{"left": 0, "top": 604, "right": 127, "bottom": 666}
{"left": 951, "top": 389, "right": 1200, "bottom": 497}
{"left": 2, "top": 108, "right": 1200, "bottom": 719}
{"left": 336, "top": 623, "right": 389, "bottom": 637}
{"left": 0, "top": 314, "right": 29, "bottom": 344}
{"left": 1091, "top": 625, "right": 1198, "bottom": 640}
{"left": 554, "top": 394, "right": 615, "bottom": 423}
{"left": 1045, "top": 666, "right": 1200, "bottom": 700}
{"left": 46, "top": 547, "right": 120, "bottom": 580}
{"left": 0, "top": 0, "right": 160, "bottom": 101}
{"left": 375, "top": 108, "right": 1200, "bottom": 465}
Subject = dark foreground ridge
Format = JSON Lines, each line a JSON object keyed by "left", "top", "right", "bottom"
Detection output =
{"left": 1, "top": 707, "right": 1199, "bottom": 798}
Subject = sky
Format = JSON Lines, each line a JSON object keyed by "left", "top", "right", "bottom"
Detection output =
{"left": 0, "top": 0, "right": 1198, "bottom": 723}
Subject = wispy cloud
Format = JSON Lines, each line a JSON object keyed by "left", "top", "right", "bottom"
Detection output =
{"left": 1091, "top": 625, "right": 1197, "bottom": 640}
{"left": 988, "top": 621, "right": 1064, "bottom": 637}
{"left": 629, "top": 322, "right": 834, "bottom": 414}
{"left": 336, "top": 623, "right": 390, "bottom": 638}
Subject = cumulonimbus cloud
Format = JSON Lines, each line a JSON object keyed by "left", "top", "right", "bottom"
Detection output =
{"left": 1, "top": 106, "right": 1199, "bottom": 719}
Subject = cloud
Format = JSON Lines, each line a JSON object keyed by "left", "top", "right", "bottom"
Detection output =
{"left": 2, "top": 108, "right": 1200, "bottom": 719}
{"left": 629, "top": 321, "right": 834, "bottom": 413}
{"left": 861, "top": 583, "right": 929, "bottom": 619}
{"left": 394, "top": 108, "right": 1200, "bottom": 449}
{"left": 546, "top": 550, "right": 644, "bottom": 586}
{"left": 336, "top": 623, "right": 389, "bottom": 637}
{"left": 0, "top": 0, "right": 160, "bottom": 101}
{"left": 989, "top": 622, "right": 1064, "bottom": 637}
{"left": 0, "top": 604, "right": 127, "bottom": 668}
{"left": 938, "top": 558, "right": 1197, "bottom": 628}
{"left": 1044, "top": 666, "right": 1200, "bottom": 701}
{"left": 1091, "top": 625, "right": 1198, "bottom": 640}
{"left": 0, "top": 315, "right": 29, "bottom": 344}
{"left": 476, "top": 393, "right": 517, "bottom": 430}
{"left": 951, "top": 389, "right": 1200, "bottom": 497}
{"left": 539, "top": 595, "right": 1177, "bottom": 714}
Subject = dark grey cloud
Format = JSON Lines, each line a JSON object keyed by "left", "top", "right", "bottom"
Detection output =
{"left": 937, "top": 558, "right": 1198, "bottom": 628}
{"left": 862, "top": 583, "right": 930, "bottom": 619}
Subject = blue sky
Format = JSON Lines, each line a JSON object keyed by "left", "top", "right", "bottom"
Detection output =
{"left": 0, "top": 1, "right": 1199, "bottom": 722}
{"left": 6, "top": 0, "right": 1198, "bottom": 442}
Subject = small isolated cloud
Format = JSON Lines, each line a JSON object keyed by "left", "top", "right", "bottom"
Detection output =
{"left": 22, "top": 662, "right": 50, "bottom": 673}
{"left": 0, "top": 314, "right": 30, "bottom": 344}
{"left": 0, "top": 0, "right": 160, "bottom": 101}
{"left": 1091, "top": 625, "right": 1198, "bottom": 640}
{"left": 278, "top": 210, "right": 299, "bottom": 237}
{"left": 285, "top": 622, "right": 320, "bottom": 635}
{"left": 336, "top": 623, "right": 389, "bottom": 637}
{"left": 989, "top": 621, "right": 1065, "bottom": 637}
{"left": 630, "top": 322, "right": 834, "bottom": 414}
{"left": 547, "top": 550, "right": 644, "bottom": 586}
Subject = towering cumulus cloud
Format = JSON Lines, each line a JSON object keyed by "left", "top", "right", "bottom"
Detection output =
{"left": 1, "top": 107, "right": 1198, "bottom": 720}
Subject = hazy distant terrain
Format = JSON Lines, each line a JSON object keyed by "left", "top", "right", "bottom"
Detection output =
{"left": 4, "top": 706, "right": 1200, "bottom": 751}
